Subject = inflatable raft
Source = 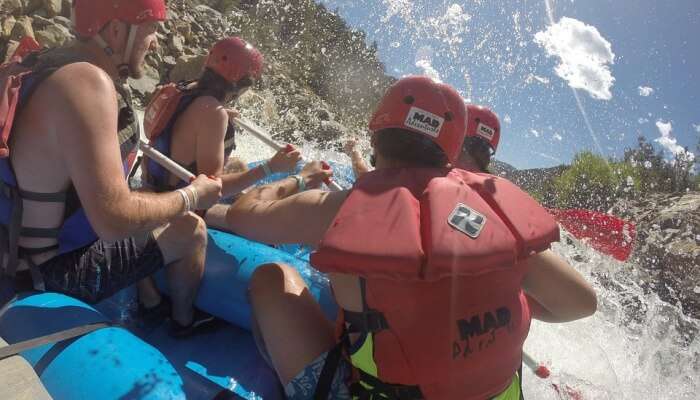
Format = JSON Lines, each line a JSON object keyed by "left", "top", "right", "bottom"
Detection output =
{"left": 0, "top": 162, "right": 355, "bottom": 400}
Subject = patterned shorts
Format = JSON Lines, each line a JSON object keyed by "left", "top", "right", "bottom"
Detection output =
{"left": 285, "top": 350, "right": 352, "bottom": 400}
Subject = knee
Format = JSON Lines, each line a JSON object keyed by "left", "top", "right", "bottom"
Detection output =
{"left": 173, "top": 212, "right": 208, "bottom": 251}
{"left": 249, "top": 263, "right": 304, "bottom": 301}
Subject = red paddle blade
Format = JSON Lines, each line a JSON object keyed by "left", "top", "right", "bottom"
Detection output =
{"left": 548, "top": 209, "right": 636, "bottom": 261}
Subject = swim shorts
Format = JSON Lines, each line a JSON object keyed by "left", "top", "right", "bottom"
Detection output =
{"left": 37, "top": 233, "right": 165, "bottom": 304}
{"left": 285, "top": 350, "right": 352, "bottom": 400}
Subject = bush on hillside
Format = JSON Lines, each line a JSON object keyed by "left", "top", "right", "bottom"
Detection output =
{"left": 624, "top": 136, "right": 697, "bottom": 193}
{"left": 244, "top": 0, "right": 393, "bottom": 132}
{"left": 553, "top": 152, "right": 640, "bottom": 211}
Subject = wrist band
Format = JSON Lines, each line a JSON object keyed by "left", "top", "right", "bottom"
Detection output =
{"left": 176, "top": 188, "right": 190, "bottom": 214}
{"left": 261, "top": 162, "right": 273, "bottom": 177}
{"left": 185, "top": 186, "right": 199, "bottom": 210}
{"left": 290, "top": 174, "right": 306, "bottom": 192}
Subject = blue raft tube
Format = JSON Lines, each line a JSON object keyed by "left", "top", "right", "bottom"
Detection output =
{"left": 0, "top": 161, "right": 355, "bottom": 400}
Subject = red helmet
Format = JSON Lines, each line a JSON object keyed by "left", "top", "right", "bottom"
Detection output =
{"left": 465, "top": 104, "right": 501, "bottom": 152}
{"left": 72, "top": 0, "right": 167, "bottom": 37}
{"left": 205, "top": 37, "right": 264, "bottom": 84}
{"left": 369, "top": 76, "right": 467, "bottom": 163}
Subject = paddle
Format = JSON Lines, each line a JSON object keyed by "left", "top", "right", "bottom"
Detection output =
{"left": 548, "top": 208, "right": 635, "bottom": 262}
{"left": 139, "top": 140, "right": 195, "bottom": 181}
{"left": 523, "top": 352, "right": 584, "bottom": 400}
{"left": 232, "top": 117, "right": 344, "bottom": 191}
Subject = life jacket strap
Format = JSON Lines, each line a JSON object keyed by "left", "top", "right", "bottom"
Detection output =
{"left": 344, "top": 309, "right": 389, "bottom": 334}
{"left": 312, "top": 338, "right": 347, "bottom": 400}
{"left": 345, "top": 277, "right": 390, "bottom": 335}
{"left": 349, "top": 369, "right": 424, "bottom": 400}
{"left": 19, "top": 227, "right": 61, "bottom": 239}
{"left": 16, "top": 189, "right": 66, "bottom": 203}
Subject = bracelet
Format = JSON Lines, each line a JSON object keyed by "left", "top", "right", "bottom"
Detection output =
{"left": 261, "top": 162, "right": 273, "bottom": 177}
{"left": 290, "top": 174, "right": 306, "bottom": 192}
{"left": 176, "top": 188, "right": 190, "bottom": 214}
{"left": 185, "top": 185, "right": 199, "bottom": 210}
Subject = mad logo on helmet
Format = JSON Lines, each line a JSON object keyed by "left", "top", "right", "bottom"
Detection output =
{"left": 404, "top": 106, "right": 444, "bottom": 138}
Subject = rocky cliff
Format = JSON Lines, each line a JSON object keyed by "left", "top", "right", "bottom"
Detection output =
{"left": 611, "top": 192, "right": 700, "bottom": 320}
{"left": 1, "top": 0, "right": 394, "bottom": 149}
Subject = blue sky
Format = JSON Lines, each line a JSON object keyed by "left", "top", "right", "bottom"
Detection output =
{"left": 319, "top": 0, "right": 699, "bottom": 169}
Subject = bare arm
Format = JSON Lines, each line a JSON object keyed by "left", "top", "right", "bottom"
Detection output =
{"left": 225, "top": 162, "right": 343, "bottom": 246}
{"left": 344, "top": 138, "right": 371, "bottom": 178}
{"left": 45, "top": 63, "right": 215, "bottom": 240}
{"left": 221, "top": 166, "right": 267, "bottom": 197}
{"left": 221, "top": 146, "right": 301, "bottom": 197}
{"left": 522, "top": 250, "right": 597, "bottom": 322}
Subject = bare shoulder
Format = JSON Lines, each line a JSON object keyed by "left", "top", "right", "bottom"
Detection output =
{"left": 188, "top": 95, "right": 227, "bottom": 121}
{"left": 41, "top": 62, "right": 116, "bottom": 101}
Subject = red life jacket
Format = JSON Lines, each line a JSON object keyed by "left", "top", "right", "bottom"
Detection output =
{"left": 311, "top": 168, "right": 560, "bottom": 399}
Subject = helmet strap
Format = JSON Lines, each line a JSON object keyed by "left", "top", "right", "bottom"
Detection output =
{"left": 91, "top": 23, "right": 139, "bottom": 81}
{"left": 119, "top": 24, "right": 139, "bottom": 79}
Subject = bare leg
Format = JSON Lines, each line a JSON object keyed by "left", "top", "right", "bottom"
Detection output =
{"left": 152, "top": 212, "right": 208, "bottom": 326}
{"left": 203, "top": 204, "right": 230, "bottom": 232}
{"left": 249, "top": 263, "right": 336, "bottom": 384}
{"left": 136, "top": 276, "right": 161, "bottom": 308}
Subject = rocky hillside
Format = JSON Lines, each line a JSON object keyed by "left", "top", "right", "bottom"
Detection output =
{"left": 1, "top": 0, "right": 394, "bottom": 149}
{"left": 611, "top": 192, "right": 700, "bottom": 320}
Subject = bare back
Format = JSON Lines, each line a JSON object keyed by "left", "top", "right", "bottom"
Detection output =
{"left": 9, "top": 58, "right": 127, "bottom": 266}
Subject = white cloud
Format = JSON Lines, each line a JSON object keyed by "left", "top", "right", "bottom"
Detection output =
{"left": 655, "top": 120, "right": 696, "bottom": 163}
{"left": 638, "top": 117, "right": 649, "bottom": 124}
{"left": 530, "top": 129, "right": 540, "bottom": 138}
{"left": 693, "top": 123, "right": 700, "bottom": 133}
{"left": 638, "top": 86, "right": 654, "bottom": 97}
{"left": 553, "top": 133, "right": 563, "bottom": 141}
{"left": 656, "top": 120, "right": 672, "bottom": 137}
{"left": 534, "top": 17, "right": 616, "bottom": 100}
{"left": 415, "top": 46, "right": 442, "bottom": 82}
{"left": 504, "top": 115, "right": 512, "bottom": 124}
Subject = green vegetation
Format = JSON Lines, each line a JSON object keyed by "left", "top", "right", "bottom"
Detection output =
{"left": 235, "top": 0, "right": 394, "bottom": 132}
{"left": 553, "top": 152, "right": 640, "bottom": 211}
{"left": 549, "top": 137, "right": 697, "bottom": 211}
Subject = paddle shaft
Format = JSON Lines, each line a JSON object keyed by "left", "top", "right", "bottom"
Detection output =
{"left": 139, "top": 141, "right": 195, "bottom": 182}
{"left": 233, "top": 118, "right": 344, "bottom": 191}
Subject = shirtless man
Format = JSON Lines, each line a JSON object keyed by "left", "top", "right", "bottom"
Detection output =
{"left": 1, "top": 0, "right": 222, "bottom": 337}
{"left": 225, "top": 76, "right": 596, "bottom": 398}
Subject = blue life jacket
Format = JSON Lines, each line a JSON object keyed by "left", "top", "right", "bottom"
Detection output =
{"left": 143, "top": 87, "right": 237, "bottom": 192}
{"left": 0, "top": 48, "right": 139, "bottom": 288}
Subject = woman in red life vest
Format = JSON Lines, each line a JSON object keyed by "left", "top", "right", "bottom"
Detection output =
{"left": 225, "top": 76, "right": 597, "bottom": 399}
{"left": 141, "top": 37, "right": 301, "bottom": 199}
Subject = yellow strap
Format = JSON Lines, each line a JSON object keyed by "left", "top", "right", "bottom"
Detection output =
{"left": 349, "top": 333, "right": 379, "bottom": 377}
{"left": 492, "top": 372, "right": 522, "bottom": 400}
